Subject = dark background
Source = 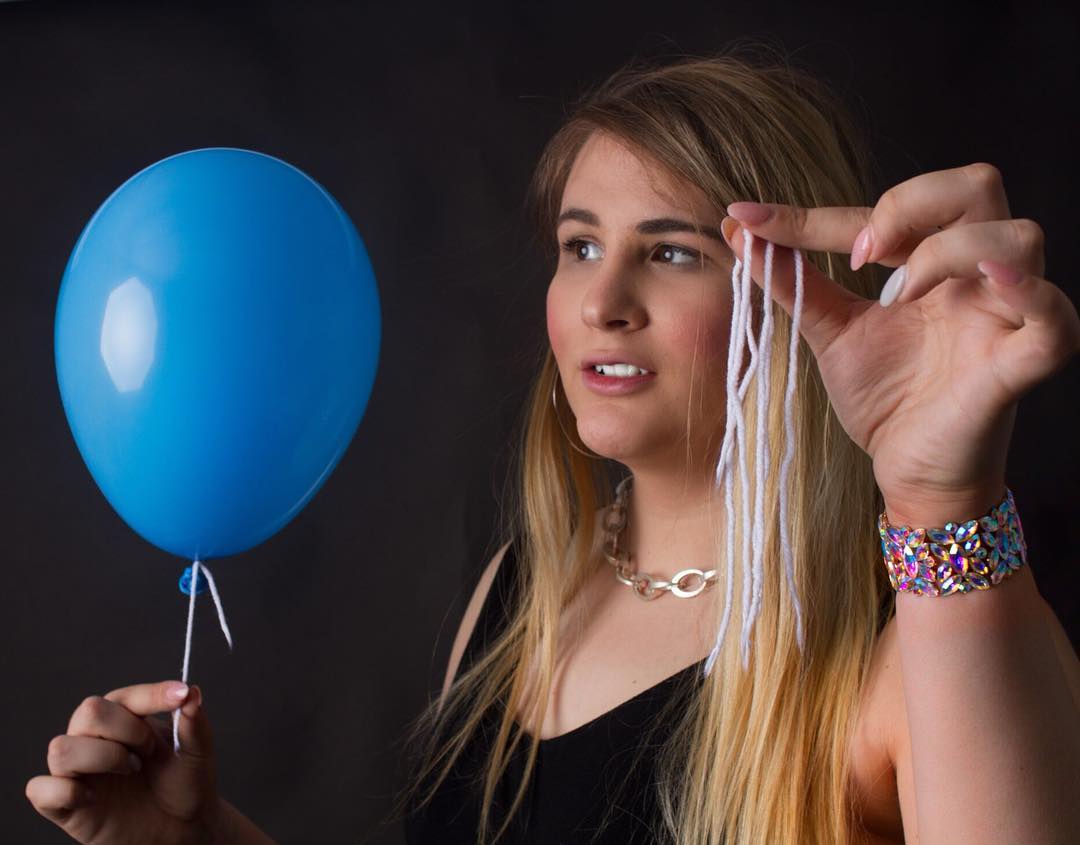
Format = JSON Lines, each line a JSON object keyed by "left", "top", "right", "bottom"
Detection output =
{"left": 3, "top": 1, "right": 1077, "bottom": 841}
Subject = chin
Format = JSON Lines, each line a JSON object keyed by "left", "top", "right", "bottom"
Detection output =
{"left": 575, "top": 419, "right": 648, "bottom": 461}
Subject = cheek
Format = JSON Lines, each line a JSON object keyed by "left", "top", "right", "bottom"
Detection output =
{"left": 545, "top": 281, "right": 570, "bottom": 359}
{"left": 699, "top": 311, "right": 733, "bottom": 367}
{"left": 668, "top": 295, "right": 733, "bottom": 379}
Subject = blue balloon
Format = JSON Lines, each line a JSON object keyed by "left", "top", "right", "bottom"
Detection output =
{"left": 54, "top": 148, "right": 380, "bottom": 560}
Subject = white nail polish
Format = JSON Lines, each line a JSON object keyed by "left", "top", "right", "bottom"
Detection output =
{"left": 880, "top": 264, "right": 907, "bottom": 307}
{"left": 167, "top": 684, "right": 189, "bottom": 701}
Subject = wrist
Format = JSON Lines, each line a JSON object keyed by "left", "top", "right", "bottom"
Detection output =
{"left": 881, "top": 479, "right": 1008, "bottom": 528}
{"left": 879, "top": 484, "right": 1026, "bottom": 597}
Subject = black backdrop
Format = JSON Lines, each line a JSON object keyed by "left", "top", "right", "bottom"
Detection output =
{"left": 4, "top": 1, "right": 1077, "bottom": 842}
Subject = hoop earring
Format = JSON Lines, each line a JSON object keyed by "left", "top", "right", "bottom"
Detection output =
{"left": 551, "top": 374, "right": 605, "bottom": 460}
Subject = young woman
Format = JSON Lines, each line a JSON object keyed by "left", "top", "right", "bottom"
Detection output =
{"left": 391, "top": 54, "right": 1080, "bottom": 845}
{"left": 27, "top": 52, "right": 1080, "bottom": 845}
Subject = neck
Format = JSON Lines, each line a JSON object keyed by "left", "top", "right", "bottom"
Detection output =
{"left": 619, "top": 463, "right": 726, "bottom": 581}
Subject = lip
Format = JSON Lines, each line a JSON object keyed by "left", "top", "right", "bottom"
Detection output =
{"left": 581, "top": 367, "right": 657, "bottom": 395}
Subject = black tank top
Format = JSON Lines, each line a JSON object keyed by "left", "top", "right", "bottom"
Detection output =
{"left": 402, "top": 539, "right": 707, "bottom": 844}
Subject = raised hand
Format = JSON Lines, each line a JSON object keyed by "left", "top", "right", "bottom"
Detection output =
{"left": 26, "top": 681, "right": 223, "bottom": 844}
{"left": 721, "top": 163, "right": 1080, "bottom": 520}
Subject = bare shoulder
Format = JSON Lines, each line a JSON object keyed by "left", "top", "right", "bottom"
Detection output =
{"left": 438, "top": 538, "right": 515, "bottom": 708}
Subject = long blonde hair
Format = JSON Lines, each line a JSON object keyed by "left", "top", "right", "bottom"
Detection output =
{"left": 389, "top": 46, "right": 891, "bottom": 844}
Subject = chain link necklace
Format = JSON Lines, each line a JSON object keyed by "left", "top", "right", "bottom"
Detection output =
{"left": 601, "top": 475, "right": 719, "bottom": 601}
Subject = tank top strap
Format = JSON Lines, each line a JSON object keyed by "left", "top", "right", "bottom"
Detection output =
{"left": 458, "top": 537, "right": 521, "bottom": 675}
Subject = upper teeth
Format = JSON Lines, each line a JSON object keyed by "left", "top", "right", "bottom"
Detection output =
{"left": 593, "top": 363, "right": 650, "bottom": 377}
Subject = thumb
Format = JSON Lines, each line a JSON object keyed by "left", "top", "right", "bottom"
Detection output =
{"left": 150, "top": 685, "right": 218, "bottom": 816}
{"left": 174, "top": 685, "right": 215, "bottom": 763}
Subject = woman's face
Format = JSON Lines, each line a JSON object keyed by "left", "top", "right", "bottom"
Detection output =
{"left": 546, "top": 131, "right": 737, "bottom": 471}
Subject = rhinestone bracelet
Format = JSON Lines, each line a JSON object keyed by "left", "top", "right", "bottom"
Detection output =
{"left": 877, "top": 487, "right": 1028, "bottom": 596}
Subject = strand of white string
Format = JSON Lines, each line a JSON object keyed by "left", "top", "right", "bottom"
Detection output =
{"left": 703, "top": 233, "right": 806, "bottom": 676}
{"left": 172, "top": 559, "right": 233, "bottom": 754}
{"left": 704, "top": 253, "right": 745, "bottom": 678}
{"left": 780, "top": 250, "right": 806, "bottom": 648}
{"left": 745, "top": 241, "right": 775, "bottom": 665}
{"left": 705, "top": 230, "right": 758, "bottom": 676}
{"left": 734, "top": 234, "right": 758, "bottom": 667}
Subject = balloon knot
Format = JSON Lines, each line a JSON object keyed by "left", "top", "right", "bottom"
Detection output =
{"left": 179, "top": 565, "right": 209, "bottom": 596}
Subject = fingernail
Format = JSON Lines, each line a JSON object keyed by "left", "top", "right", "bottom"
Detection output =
{"left": 167, "top": 683, "right": 189, "bottom": 701}
{"left": 720, "top": 216, "right": 740, "bottom": 250}
{"left": 129, "top": 752, "right": 142, "bottom": 772}
{"left": 850, "top": 225, "right": 873, "bottom": 271}
{"left": 978, "top": 259, "right": 1024, "bottom": 285}
{"left": 727, "top": 201, "right": 773, "bottom": 225}
{"left": 879, "top": 264, "right": 907, "bottom": 307}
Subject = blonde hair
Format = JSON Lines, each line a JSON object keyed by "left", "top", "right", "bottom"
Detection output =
{"left": 389, "top": 45, "right": 891, "bottom": 844}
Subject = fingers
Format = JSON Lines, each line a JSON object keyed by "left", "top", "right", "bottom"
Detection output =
{"left": 48, "top": 733, "right": 143, "bottom": 777}
{"left": 861, "top": 163, "right": 1011, "bottom": 269}
{"left": 980, "top": 260, "right": 1080, "bottom": 397}
{"left": 103, "top": 679, "right": 192, "bottom": 718}
{"left": 722, "top": 219, "right": 862, "bottom": 358}
{"left": 25, "top": 774, "right": 94, "bottom": 822}
{"left": 104, "top": 680, "right": 213, "bottom": 760}
{"left": 67, "top": 694, "right": 160, "bottom": 761}
{"left": 726, "top": 201, "right": 870, "bottom": 254}
{"left": 172, "top": 684, "right": 214, "bottom": 762}
{"left": 889, "top": 219, "right": 1046, "bottom": 305}
{"left": 88, "top": 680, "right": 213, "bottom": 761}
{"left": 727, "top": 163, "right": 1013, "bottom": 273}
{"left": 725, "top": 200, "right": 930, "bottom": 271}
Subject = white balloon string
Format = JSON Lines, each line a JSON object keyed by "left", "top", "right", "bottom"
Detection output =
{"left": 172, "top": 559, "right": 232, "bottom": 754}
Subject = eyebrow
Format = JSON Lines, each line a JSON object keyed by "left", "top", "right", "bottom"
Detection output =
{"left": 556, "top": 207, "right": 726, "bottom": 245}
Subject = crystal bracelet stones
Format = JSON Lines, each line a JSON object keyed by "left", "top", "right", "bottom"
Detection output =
{"left": 877, "top": 487, "right": 1028, "bottom": 596}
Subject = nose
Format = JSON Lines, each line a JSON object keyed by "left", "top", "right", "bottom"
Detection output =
{"left": 580, "top": 257, "right": 647, "bottom": 331}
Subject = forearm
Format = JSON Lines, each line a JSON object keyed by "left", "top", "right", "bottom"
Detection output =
{"left": 214, "top": 797, "right": 279, "bottom": 845}
{"left": 889, "top": 488, "right": 1080, "bottom": 843}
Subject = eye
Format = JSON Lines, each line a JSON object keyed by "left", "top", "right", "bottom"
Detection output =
{"left": 559, "top": 238, "right": 702, "bottom": 266}
{"left": 654, "top": 244, "right": 700, "bottom": 265}
{"left": 560, "top": 238, "right": 603, "bottom": 261}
